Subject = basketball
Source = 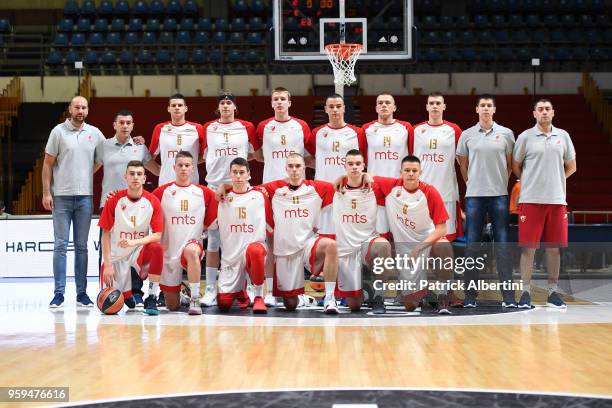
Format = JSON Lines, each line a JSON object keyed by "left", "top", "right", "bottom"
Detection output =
{"left": 309, "top": 275, "right": 325, "bottom": 292}
{"left": 97, "top": 287, "right": 124, "bottom": 315}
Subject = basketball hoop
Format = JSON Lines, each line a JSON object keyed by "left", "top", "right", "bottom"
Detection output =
{"left": 324, "top": 43, "right": 363, "bottom": 87}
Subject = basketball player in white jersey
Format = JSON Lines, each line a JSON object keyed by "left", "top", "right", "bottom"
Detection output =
{"left": 410, "top": 92, "right": 463, "bottom": 307}
{"left": 148, "top": 94, "right": 205, "bottom": 185}
{"left": 152, "top": 151, "right": 217, "bottom": 315}
{"left": 201, "top": 91, "right": 258, "bottom": 307}
{"left": 99, "top": 160, "right": 164, "bottom": 316}
{"left": 362, "top": 93, "right": 412, "bottom": 177}
{"left": 254, "top": 87, "right": 312, "bottom": 306}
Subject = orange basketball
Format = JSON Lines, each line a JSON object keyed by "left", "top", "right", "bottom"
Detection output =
{"left": 97, "top": 287, "right": 124, "bottom": 315}
{"left": 309, "top": 275, "right": 325, "bottom": 292}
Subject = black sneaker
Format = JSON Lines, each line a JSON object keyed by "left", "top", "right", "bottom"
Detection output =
{"left": 144, "top": 296, "right": 160, "bottom": 315}
{"left": 157, "top": 291, "right": 166, "bottom": 308}
{"left": 49, "top": 293, "right": 64, "bottom": 309}
{"left": 124, "top": 296, "right": 136, "bottom": 309}
{"left": 437, "top": 294, "right": 451, "bottom": 315}
{"left": 76, "top": 292, "right": 94, "bottom": 307}
{"left": 371, "top": 295, "right": 386, "bottom": 314}
{"left": 547, "top": 291, "right": 567, "bottom": 309}
{"left": 133, "top": 293, "right": 144, "bottom": 308}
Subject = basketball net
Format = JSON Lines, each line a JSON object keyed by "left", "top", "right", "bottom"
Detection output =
{"left": 324, "top": 43, "right": 363, "bottom": 87}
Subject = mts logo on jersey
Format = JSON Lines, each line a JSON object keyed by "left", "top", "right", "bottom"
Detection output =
{"left": 171, "top": 199, "right": 196, "bottom": 225}
{"left": 420, "top": 138, "right": 445, "bottom": 162}
{"left": 342, "top": 213, "right": 368, "bottom": 224}
{"left": 230, "top": 207, "right": 255, "bottom": 233}
{"left": 215, "top": 146, "right": 239, "bottom": 157}
{"left": 284, "top": 196, "right": 309, "bottom": 218}
{"left": 395, "top": 213, "right": 416, "bottom": 229}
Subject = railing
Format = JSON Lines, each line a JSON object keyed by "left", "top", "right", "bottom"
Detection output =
{"left": 582, "top": 72, "right": 612, "bottom": 143}
{"left": 12, "top": 153, "right": 44, "bottom": 215}
{"left": 0, "top": 76, "right": 21, "bottom": 139}
{"left": 572, "top": 210, "right": 612, "bottom": 224}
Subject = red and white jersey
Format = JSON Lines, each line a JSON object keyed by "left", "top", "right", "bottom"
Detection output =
{"left": 307, "top": 124, "right": 367, "bottom": 182}
{"left": 98, "top": 190, "right": 163, "bottom": 262}
{"left": 333, "top": 183, "right": 388, "bottom": 257}
{"left": 261, "top": 180, "right": 334, "bottom": 256}
{"left": 257, "top": 117, "right": 311, "bottom": 183}
{"left": 375, "top": 177, "right": 448, "bottom": 243}
{"left": 363, "top": 120, "right": 412, "bottom": 177}
{"left": 152, "top": 182, "right": 217, "bottom": 265}
{"left": 214, "top": 188, "right": 273, "bottom": 265}
{"left": 409, "top": 121, "right": 462, "bottom": 202}
{"left": 202, "top": 119, "right": 258, "bottom": 187}
{"left": 149, "top": 121, "right": 205, "bottom": 185}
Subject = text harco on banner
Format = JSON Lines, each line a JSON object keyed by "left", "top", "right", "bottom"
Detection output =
{"left": 0, "top": 218, "right": 100, "bottom": 278}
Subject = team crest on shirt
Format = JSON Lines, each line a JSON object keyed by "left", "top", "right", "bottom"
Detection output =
{"left": 87, "top": 134, "right": 92, "bottom": 141}
{"left": 421, "top": 128, "right": 426, "bottom": 133}
{"left": 271, "top": 126, "right": 276, "bottom": 132}
{"left": 171, "top": 190, "right": 177, "bottom": 196}
{"left": 496, "top": 134, "right": 501, "bottom": 140}
{"left": 166, "top": 126, "right": 172, "bottom": 132}
{"left": 322, "top": 131, "right": 329, "bottom": 138}
{"left": 396, "top": 191, "right": 401, "bottom": 198}
{"left": 557, "top": 140, "right": 561, "bottom": 144}
{"left": 121, "top": 204, "right": 126, "bottom": 211}
{"left": 228, "top": 196, "right": 234, "bottom": 203}
{"left": 520, "top": 215, "right": 526, "bottom": 222}
{"left": 212, "top": 125, "right": 218, "bottom": 131}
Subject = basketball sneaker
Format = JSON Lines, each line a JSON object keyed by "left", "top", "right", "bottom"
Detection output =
{"left": 200, "top": 286, "right": 217, "bottom": 307}
{"left": 76, "top": 292, "right": 93, "bottom": 307}
{"left": 188, "top": 298, "right": 202, "bottom": 315}
{"left": 546, "top": 292, "right": 567, "bottom": 309}
{"left": 156, "top": 291, "right": 166, "bottom": 308}
{"left": 447, "top": 290, "right": 463, "bottom": 307}
{"left": 518, "top": 291, "right": 532, "bottom": 309}
{"left": 252, "top": 296, "right": 267, "bottom": 314}
{"left": 124, "top": 296, "right": 136, "bottom": 310}
{"left": 133, "top": 293, "right": 144, "bottom": 308}
{"left": 264, "top": 293, "right": 277, "bottom": 307}
{"left": 143, "top": 296, "right": 160, "bottom": 315}
{"left": 49, "top": 293, "right": 64, "bottom": 309}
{"left": 371, "top": 295, "right": 386, "bottom": 314}
{"left": 236, "top": 290, "right": 250, "bottom": 309}
{"left": 324, "top": 298, "right": 339, "bottom": 315}
{"left": 502, "top": 291, "right": 517, "bottom": 308}
{"left": 463, "top": 296, "right": 478, "bottom": 308}
{"left": 437, "top": 294, "right": 451, "bottom": 315}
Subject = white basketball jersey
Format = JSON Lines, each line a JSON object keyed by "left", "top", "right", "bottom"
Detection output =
{"left": 363, "top": 120, "right": 412, "bottom": 177}
{"left": 410, "top": 121, "right": 462, "bottom": 202}
{"left": 202, "top": 119, "right": 257, "bottom": 187}
{"left": 149, "top": 121, "right": 204, "bottom": 185}
{"left": 257, "top": 117, "right": 311, "bottom": 183}
{"left": 98, "top": 190, "right": 163, "bottom": 262}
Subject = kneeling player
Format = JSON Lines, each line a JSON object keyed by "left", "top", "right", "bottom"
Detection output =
{"left": 99, "top": 160, "right": 164, "bottom": 315}
{"left": 334, "top": 150, "right": 392, "bottom": 313}
{"left": 152, "top": 151, "right": 217, "bottom": 315}
{"left": 375, "top": 155, "right": 452, "bottom": 314}
{"left": 214, "top": 158, "right": 273, "bottom": 313}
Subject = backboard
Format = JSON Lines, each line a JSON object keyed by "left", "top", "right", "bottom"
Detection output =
{"left": 273, "top": 0, "right": 413, "bottom": 61}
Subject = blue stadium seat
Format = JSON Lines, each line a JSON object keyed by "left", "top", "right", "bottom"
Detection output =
{"left": 142, "top": 32, "right": 156, "bottom": 44}
{"left": 167, "top": 0, "right": 181, "bottom": 15}
{"left": 245, "top": 49, "right": 260, "bottom": 63}
{"left": 71, "top": 33, "right": 86, "bottom": 45}
{"left": 542, "top": 15, "right": 559, "bottom": 27}
{"left": 531, "top": 30, "right": 547, "bottom": 43}
{"left": 229, "top": 32, "right": 244, "bottom": 43}
{"left": 184, "top": 0, "right": 198, "bottom": 15}
{"left": 176, "top": 30, "right": 191, "bottom": 44}
{"left": 553, "top": 48, "right": 571, "bottom": 61}
{"left": 191, "top": 49, "right": 206, "bottom": 63}
{"left": 65, "top": 50, "right": 80, "bottom": 64}
{"left": 490, "top": 15, "right": 506, "bottom": 27}
{"left": 227, "top": 49, "right": 243, "bottom": 63}
{"left": 89, "top": 32, "right": 105, "bottom": 45}
{"left": 197, "top": 17, "right": 212, "bottom": 31}
{"left": 421, "top": 31, "right": 438, "bottom": 44}
{"left": 156, "top": 50, "right": 171, "bottom": 63}
{"left": 567, "top": 29, "right": 585, "bottom": 43}
{"left": 590, "top": 48, "right": 607, "bottom": 61}
{"left": 132, "top": 1, "right": 148, "bottom": 16}
{"left": 76, "top": 18, "right": 91, "bottom": 32}
{"left": 560, "top": 14, "right": 576, "bottom": 27}
{"left": 456, "top": 30, "right": 475, "bottom": 44}
{"left": 93, "top": 18, "right": 108, "bottom": 32}
{"left": 577, "top": 14, "right": 593, "bottom": 27}
{"left": 159, "top": 31, "right": 174, "bottom": 44}
{"left": 252, "top": 0, "right": 266, "bottom": 14}
{"left": 110, "top": 18, "right": 125, "bottom": 31}
{"left": 284, "top": 17, "right": 299, "bottom": 31}
{"left": 507, "top": 14, "right": 524, "bottom": 28}
{"left": 495, "top": 30, "right": 510, "bottom": 43}
{"left": 461, "top": 48, "right": 478, "bottom": 61}
{"left": 128, "top": 18, "right": 143, "bottom": 32}
{"left": 474, "top": 15, "right": 489, "bottom": 27}
{"left": 214, "top": 18, "right": 229, "bottom": 31}
{"left": 54, "top": 33, "right": 69, "bottom": 46}
{"left": 208, "top": 49, "right": 222, "bottom": 63}
{"left": 46, "top": 50, "right": 63, "bottom": 65}
{"left": 387, "top": 16, "right": 403, "bottom": 30}
{"left": 119, "top": 49, "right": 132, "bottom": 64}
{"left": 180, "top": 17, "right": 195, "bottom": 31}
{"left": 175, "top": 49, "right": 189, "bottom": 63}
{"left": 64, "top": 0, "right": 79, "bottom": 16}
{"left": 125, "top": 32, "right": 139, "bottom": 45}
{"left": 84, "top": 50, "right": 99, "bottom": 64}
{"left": 511, "top": 30, "right": 530, "bottom": 43}
{"left": 136, "top": 49, "right": 153, "bottom": 64}
{"left": 98, "top": 0, "right": 113, "bottom": 15}
{"left": 146, "top": 18, "right": 161, "bottom": 32}
{"left": 194, "top": 31, "right": 210, "bottom": 44}
{"left": 246, "top": 32, "right": 262, "bottom": 44}
{"left": 550, "top": 30, "right": 566, "bottom": 42}
{"left": 101, "top": 50, "right": 116, "bottom": 64}
{"left": 81, "top": 0, "right": 96, "bottom": 16}
{"left": 58, "top": 18, "right": 73, "bottom": 32}
{"left": 455, "top": 15, "right": 470, "bottom": 29}
{"left": 230, "top": 18, "right": 246, "bottom": 31}
{"left": 233, "top": 0, "right": 249, "bottom": 14}
{"left": 150, "top": 0, "right": 165, "bottom": 15}
{"left": 573, "top": 47, "right": 588, "bottom": 61}
{"left": 585, "top": 30, "right": 601, "bottom": 44}
{"left": 163, "top": 18, "right": 178, "bottom": 31}
{"left": 249, "top": 17, "right": 265, "bottom": 31}
{"left": 525, "top": 14, "right": 539, "bottom": 28}
{"left": 107, "top": 32, "right": 121, "bottom": 45}
{"left": 440, "top": 31, "right": 453, "bottom": 44}
{"left": 498, "top": 47, "right": 515, "bottom": 61}
{"left": 604, "top": 29, "right": 612, "bottom": 44}
{"left": 212, "top": 31, "right": 226, "bottom": 44}
{"left": 595, "top": 15, "right": 610, "bottom": 27}
{"left": 115, "top": 0, "right": 129, "bottom": 15}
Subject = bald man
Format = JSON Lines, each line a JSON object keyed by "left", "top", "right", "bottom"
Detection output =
{"left": 43, "top": 95, "right": 106, "bottom": 309}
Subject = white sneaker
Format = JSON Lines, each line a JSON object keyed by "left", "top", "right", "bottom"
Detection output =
{"left": 200, "top": 286, "right": 217, "bottom": 307}
{"left": 324, "top": 298, "right": 339, "bottom": 314}
{"left": 264, "top": 293, "right": 277, "bottom": 307}
{"left": 188, "top": 298, "right": 202, "bottom": 315}
{"left": 298, "top": 294, "right": 316, "bottom": 308}
{"left": 246, "top": 284, "right": 255, "bottom": 305}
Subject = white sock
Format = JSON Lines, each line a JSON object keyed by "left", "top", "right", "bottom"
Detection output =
{"left": 206, "top": 267, "right": 218, "bottom": 288}
{"left": 253, "top": 284, "right": 264, "bottom": 297}
{"left": 190, "top": 282, "right": 200, "bottom": 300}
{"left": 246, "top": 274, "right": 252, "bottom": 286}
{"left": 325, "top": 281, "right": 335, "bottom": 300}
{"left": 548, "top": 282, "right": 558, "bottom": 295}
{"left": 266, "top": 277, "right": 274, "bottom": 295}
{"left": 523, "top": 283, "right": 531, "bottom": 293}
{"left": 148, "top": 282, "right": 159, "bottom": 298}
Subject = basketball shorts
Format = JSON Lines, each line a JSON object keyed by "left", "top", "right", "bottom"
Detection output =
{"left": 273, "top": 235, "right": 323, "bottom": 297}
{"left": 394, "top": 243, "right": 432, "bottom": 296}
{"left": 518, "top": 203, "right": 568, "bottom": 248}
{"left": 218, "top": 242, "right": 268, "bottom": 295}
{"left": 101, "top": 245, "right": 145, "bottom": 298}
{"left": 444, "top": 200, "right": 463, "bottom": 241}
{"left": 160, "top": 239, "right": 204, "bottom": 292}
{"left": 336, "top": 237, "right": 381, "bottom": 298}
